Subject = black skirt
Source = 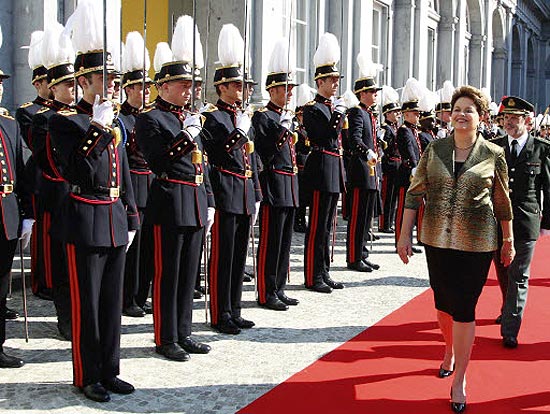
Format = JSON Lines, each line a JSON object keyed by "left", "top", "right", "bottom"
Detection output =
{"left": 424, "top": 244, "right": 493, "bottom": 322}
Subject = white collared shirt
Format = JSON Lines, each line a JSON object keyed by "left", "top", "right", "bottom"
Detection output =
{"left": 507, "top": 131, "right": 529, "bottom": 155}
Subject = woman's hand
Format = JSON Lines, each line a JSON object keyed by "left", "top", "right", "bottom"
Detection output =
{"left": 397, "top": 235, "right": 414, "bottom": 264}
{"left": 500, "top": 241, "right": 515, "bottom": 267}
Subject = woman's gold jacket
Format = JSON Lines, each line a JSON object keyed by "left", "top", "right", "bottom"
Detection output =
{"left": 405, "top": 134, "right": 513, "bottom": 252}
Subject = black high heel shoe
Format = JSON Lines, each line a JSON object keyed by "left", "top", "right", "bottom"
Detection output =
{"left": 450, "top": 388, "right": 467, "bottom": 413}
{"left": 438, "top": 363, "right": 455, "bottom": 378}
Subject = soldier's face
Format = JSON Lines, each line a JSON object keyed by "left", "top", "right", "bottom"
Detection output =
{"left": 540, "top": 129, "right": 548, "bottom": 138}
{"left": 126, "top": 83, "right": 151, "bottom": 107}
{"left": 403, "top": 110, "right": 420, "bottom": 124}
{"left": 386, "top": 110, "right": 400, "bottom": 124}
{"left": 318, "top": 76, "right": 339, "bottom": 98}
{"left": 51, "top": 80, "right": 75, "bottom": 105}
{"left": 87, "top": 73, "right": 116, "bottom": 100}
{"left": 440, "top": 111, "right": 451, "bottom": 123}
{"left": 361, "top": 90, "right": 377, "bottom": 107}
{"left": 504, "top": 113, "right": 528, "bottom": 138}
{"left": 451, "top": 97, "right": 480, "bottom": 132}
{"left": 164, "top": 80, "right": 192, "bottom": 106}
{"left": 220, "top": 82, "right": 243, "bottom": 105}
{"left": 270, "top": 85, "right": 293, "bottom": 108}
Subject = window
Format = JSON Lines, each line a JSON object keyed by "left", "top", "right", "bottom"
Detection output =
{"left": 371, "top": 1, "right": 389, "bottom": 84}
{"left": 427, "top": 28, "right": 436, "bottom": 89}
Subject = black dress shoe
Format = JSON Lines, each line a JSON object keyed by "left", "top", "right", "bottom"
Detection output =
{"left": 35, "top": 289, "right": 54, "bottom": 301}
{"left": 347, "top": 261, "right": 373, "bottom": 273}
{"left": 277, "top": 292, "right": 299, "bottom": 306}
{"left": 495, "top": 315, "right": 502, "bottom": 324}
{"left": 243, "top": 270, "right": 254, "bottom": 282}
{"left": 324, "top": 276, "right": 344, "bottom": 289}
{"left": 233, "top": 316, "right": 255, "bottom": 329}
{"left": 450, "top": 388, "right": 466, "bottom": 413}
{"left": 411, "top": 246, "right": 423, "bottom": 254}
{"left": 101, "top": 377, "right": 135, "bottom": 394}
{"left": 306, "top": 282, "right": 332, "bottom": 293}
{"left": 0, "top": 351, "right": 24, "bottom": 368}
{"left": 260, "top": 296, "right": 288, "bottom": 311}
{"left": 81, "top": 383, "right": 110, "bottom": 402}
{"left": 58, "top": 322, "right": 72, "bottom": 341}
{"left": 293, "top": 223, "right": 306, "bottom": 233}
{"left": 212, "top": 319, "right": 241, "bottom": 334}
{"left": 179, "top": 336, "right": 211, "bottom": 354}
{"left": 123, "top": 304, "right": 146, "bottom": 318}
{"left": 362, "top": 259, "right": 380, "bottom": 270}
{"left": 438, "top": 363, "right": 454, "bottom": 378}
{"left": 367, "top": 231, "right": 380, "bottom": 241}
{"left": 503, "top": 336, "right": 518, "bottom": 349}
{"left": 379, "top": 228, "right": 394, "bottom": 234}
{"left": 196, "top": 285, "right": 206, "bottom": 295}
{"left": 155, "top": 343, "right": 190, "bottom": 361}
{"left": 5, "top": 307, "right": 19, "bottom": 320}
{"left": 142, "top": 301, "right": 153, "bottom": 314}
{"left": 193, "top": 289, "right": 203, "bottom": 299}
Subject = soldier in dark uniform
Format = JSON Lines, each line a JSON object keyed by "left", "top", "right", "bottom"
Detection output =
{"left": 378, "top": 88, "right": 401, "bottom": 234}
{"left": 303, "top": 33, "right": 346, "bottom": 293}
{"left": 252, "top": 41, "right": 299, "bottom": 311}
{"left": 293, "top": 102, "right": 311, "bottom": 233}
{"left": 0, "top": 91, "right": 34, "bottom": 368}
{"left": 16, "top": 31, "right": 53, "bottom": 302}
{"left": 136, "top": 18, "right": 214, "bottom": 360}
{"left": 48, "top": 2, "right": 138, "bottom": 399}
{"left": 419, "top": 110, "right": 436, "bottom": 151}
{"left": 394, "top": 81, "right": 423, "bottom": 253}
{"left": 28, "top": 22, "right": 76, "bottom": 340}
{"left": 491, "top": 96, "right": 550, "bottom": 349}
{"left": 346, "top": 72, "right": 382, "bottom": 273}
{"left": 118, "top": 32, "right": 154, "bottom": 318}
{"left": 202, "top": 24, "right": 262, "bottom": 334}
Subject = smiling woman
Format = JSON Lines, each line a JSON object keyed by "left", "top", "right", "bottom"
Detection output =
{"left": 397, "top": 85, "right": 515, "bottom": 413}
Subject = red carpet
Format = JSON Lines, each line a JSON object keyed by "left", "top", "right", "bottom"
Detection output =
{"left": 239, "top": 237, "right": 550, "bottom": 414}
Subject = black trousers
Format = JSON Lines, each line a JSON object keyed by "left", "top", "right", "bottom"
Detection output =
{"left": 0, "top": 234, "right": 18, "bottom": 349}
{"left": 379, "top": 171, "right": 398, "bottom": 231}
{"left": 123, "top": 210, "right": 147, "bottom": 309}
{"left": 209, "top": 210, "right": 250, "bottom": 325}
{"left": 149, "top": 224, "right": 204, "bottom": 345}
{"left": 30, "top": 196, "right": 49, "bottom": 296}
{"left": 346, "top": 187, "right": 377, "bottom": 264}
{"left": 256, "top": 204, "right": 295, "bottom": 304}
{"left": 65, "top": 243, "right": 125, "bottom": 387}
{"left": 304, "top": 190, "right": 339, "bottom": 286}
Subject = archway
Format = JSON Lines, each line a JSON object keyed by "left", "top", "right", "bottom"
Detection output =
{"left": 526, "top": 37, "right": 536, "bottom": 105}
{"left": 465, "top": 0, "right": 484, "bottom": 87}
{"left": 491, "top": 7, "right": 506, "bottom": 102}
{"left": 510, "top": 25, "right": 522, "bottom": 95}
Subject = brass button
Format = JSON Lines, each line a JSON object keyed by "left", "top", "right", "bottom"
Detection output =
{"left": 87, "top": 140, "right": 92, "bottom": 144}
{"left": 82, "top": 146, "right": 88, "bottom": 151}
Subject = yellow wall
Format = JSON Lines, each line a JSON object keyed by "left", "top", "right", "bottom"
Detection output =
{"left": 122, "top": 0, "right": 169, "bottom": 98}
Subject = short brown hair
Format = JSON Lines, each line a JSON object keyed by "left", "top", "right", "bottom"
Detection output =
{"left": 450, "top": 85, "right": 489, "bottom": 116}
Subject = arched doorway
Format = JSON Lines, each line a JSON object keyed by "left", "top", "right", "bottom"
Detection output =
{"left": 491, "top": 8, "right": 506, "bottom": 102}
{"left": 510, "top": 25, "right": 522, "bottom": 96}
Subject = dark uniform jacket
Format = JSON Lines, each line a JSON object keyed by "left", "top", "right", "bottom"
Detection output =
{"left": 30, "top": 100, "right": 71, "bottom": 214}
{"left": 346, "top": 103, "right": 380, "bottom": 189}
{"left": 49, "top": 99, "right": 139, "bottom": 247}
{"left": 0, "top": 114, "right": 33, "bottom": 240}
{"left": 302, "top": 94, "right": 346, "bottom": 193}
{"left": 396, "top": 121, "right": 422, "bottom": 187}
{"left": 202, "top": 99, "right": 262, "bottom": 215}
{"left": 381, "top": 122, "right": 401, "bottom": 174}
{"left": 294, "top": 122, "right": 310, "bottom": 171}
{"left": 252, "top": 101, "right": 299, "bottom": 207}
{"left": 493, "top": 134, "right": 550, "bottom": 240}
{"left": 419, "top": 129, "right": 435, "bottom": 152}
{"left": 135, "top": 97, "right": 214, "bottom": 227}
{"left": 119, "top": 100, "right": 153, "bottom": 210}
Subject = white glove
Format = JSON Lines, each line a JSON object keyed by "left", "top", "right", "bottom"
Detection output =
{"left": 20, "top": 218, "right": 35, "bottom": 249}
{"left": 236, "top": 112, "right": 251, "bottom": 135}
{"left": 183, "top": 114, "right": 202, "bottom": 139}
{"left": 411, "top": 167, "right": 417, "bottom": 177}
{"left": 333, "top": 96, "right": 349, "bottom": 113}
{"left": 366, "top": 149, "right": 377, "bottom": 162}
{"left": 251, "top": 201, "right": 261, "bottom": 227}
{"left": 437, "top": 129, "right": 447, "bottom": 139}
{"left": 126, "top": 230, "right": 137, "bottom": 252}
{"left": 92, "top": 95, "right": 115, "bottom": 128}
{"left": 206, "top": 207, "right": 215, "bottom": 236}
{"left": 280, "top": 110, "right": 293, "bottom": 129}
{"left": 540, "top": 229, "right": 550, "bottom": 237}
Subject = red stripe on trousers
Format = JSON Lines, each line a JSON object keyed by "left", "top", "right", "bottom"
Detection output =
{"left": 379, "top": 176, "right": 389, "bottom": 229}
{"left": 348, "top": 188, "right": 360, "bottom": 263}
{"left": 257, "top": 204, "right": 269, "bottom": 303}
{"left": 66, "top": 244, "right": 83, "bottom": 386}
{"left": 306, "top": 191, "right": 320, "bottom": 286}
{"left": 209, "top": 211, "right": 220, "bottom": 324}
{"left": 153, "top": 225, "right": 163, "bottom": 346}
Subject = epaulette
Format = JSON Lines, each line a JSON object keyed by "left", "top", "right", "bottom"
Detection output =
{"left": 305, "top": 100, "right": 316, "bottom": 106}
{"left": 0, "top": 112, "right": 15, "bottom": 120}
{"left": 36, "top": 107, "right": 50, "bottom": 114}
{"left": 141, "top": 106, "right": 154, "bottom": 113}
{"left": 19, "top": 101, "right": 34, "bottom": 109}
{"left": 58, "top": 109, "right": 78, "bottom": 116}
{"left": 0, "top": 107, "right": 11, "bottom": 117}
{"left": 534, "top": 136, "right": 550, "bottom": 146}
{"left": 257, "top": 107, "right": 268, "bottom": 113}
{"left": 203, "top": 104, "right": 218, "bottom": 113}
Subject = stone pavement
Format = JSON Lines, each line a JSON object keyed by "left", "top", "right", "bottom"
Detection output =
{"left": 1, "top": 221, "right": 429, "bottom": 414}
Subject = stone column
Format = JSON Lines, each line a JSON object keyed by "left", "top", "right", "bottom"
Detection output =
{"left": 468, "top": 34, "right": 486, "bottom": 88}
{"left": 436, "top": 15, "right": 458, "bottom": 86}
{"left": 491, "top": 47, "right": 507, "bottom": 102}
{"left": 391, "top": 0, "right": 415, "bottom": 87}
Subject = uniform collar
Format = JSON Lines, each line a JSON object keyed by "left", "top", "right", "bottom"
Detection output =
{"left": 51, "top": 100, "right": 71, "bottom": 112}
{"left": 314, "top": 94, "right": 332, "bottom": 108}
{"left": 34, "top": 96, "right": 51, "bottom": 107}
{"left": 266, "top": 101, "right": 283, "bottom": 114}
{"left": 216, "top": 99, "right": 238, "bottom": 114}
{"left": 156, "top": 97, "right": 184, "bottom": 114}
{"left": 359, "top": 102, "right": 373, "bottom": 113}
{"left": 404, "top": 121, "right": 418, "bottom": 129}
{"left": 507, "top": 130, "right": 529, "bottom": 151}
{"left": 76, "top": 99, "right": 93, "bottom": 115}
{"left": 121, "top": 100, "right": 141, "bottom": 115}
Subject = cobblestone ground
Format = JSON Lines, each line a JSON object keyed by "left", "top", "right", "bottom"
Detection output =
{"left": 1, "top": 220, "right": 428, "bottom": 414}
